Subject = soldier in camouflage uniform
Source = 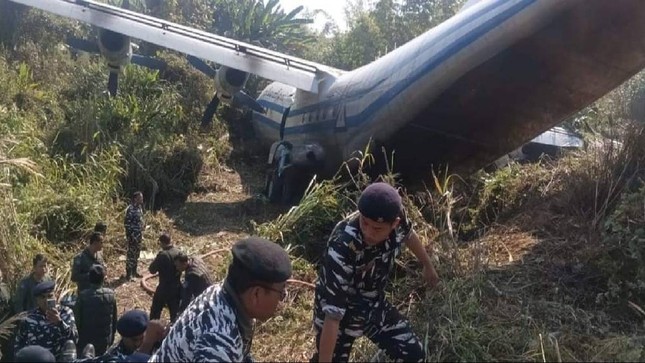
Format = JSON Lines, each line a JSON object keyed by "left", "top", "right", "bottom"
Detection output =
{"left": 75, "top": 264, "right": 117, "bottom": 356}
{"left": 150, "top": 237, "right": 292, "bottom": 362}
{"left": 0, "top": 268, "right": 13, "bottom": 362}
{"left": 311, "top": 182, "right": 440, "bottom": 363}
{"left": 104, "top": 310, "right": 150, "bottom": 359}
{"left": 71, "top": 232, "right": 105, "bottom": 293}
{"left": 14, "top": 254, "right": 52, "bottom": 313}
{"left": 124, "top": 191, "right": 144, "bottom": 280}
{"left": 0, "top": 268, "right": 10, "bottom": 321}
{"left": 174, "top": 252, "right": 214, "bottom": 312}
{"left": 13, "top": 281, "right": 78, "bottom": 360}
{"left": 73, "top": 314, "right": 167, "bottom": 363}
{"left": 148, "top": 233, "right": 181, "bottom": 322}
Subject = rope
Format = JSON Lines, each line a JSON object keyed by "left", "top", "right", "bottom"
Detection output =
{"left": 140, "top": 248, "right": 315, "bottom": 294}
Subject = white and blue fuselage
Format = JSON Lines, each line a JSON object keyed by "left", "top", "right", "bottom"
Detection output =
{"left": 252, "top": 0, "right": 575, "bottom": 177}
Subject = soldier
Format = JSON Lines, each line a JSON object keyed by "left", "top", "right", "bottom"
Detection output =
{"left": 0, "top": 268, "right": 13, "bottom": 362}
{"left": 104, "top": 310, "right": 149, "bottom": 359}
{"left": 75, "top": 264, "right": 117, "bottom": 356}
{"left": 73, "top": 316, "right": 167, "bottom": 363}
{"left": 71, "top": 232, "right": 105, "bottom": 293}
{"left": 149, "top": 237, "right": 292, "bottom": 362}
{"left": 311, "top": 182, "right": 440, "bottom": 362}
{"left": 148, "top": 233, "right": 181, "bottom": 322}
{"left": 173, "top": 252, "right": 214, "bottom": 312}
{"left": 14, "top": 254, "right": 52, "bottom": 313}
{"left": 124, "top": 191, "right": 144, "bottom": 280}
{"left": 13, "top": 281, "right": 78, "bottom": 360}
{"left": 0, "top": 268, "right": 10, "bottom": 320}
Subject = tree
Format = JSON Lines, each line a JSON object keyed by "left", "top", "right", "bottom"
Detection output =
{"left": 211, "top": 0, "right": 315, "bottom": 55}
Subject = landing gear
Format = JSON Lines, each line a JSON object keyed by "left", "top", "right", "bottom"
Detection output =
{"left": 264, "top": 141, "right": 295, "bottom": 205}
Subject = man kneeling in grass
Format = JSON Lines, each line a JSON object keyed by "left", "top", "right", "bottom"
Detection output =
{"left": 312, "top": 182, "right": 440, "bottom": 362}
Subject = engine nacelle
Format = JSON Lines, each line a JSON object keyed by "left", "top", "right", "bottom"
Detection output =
{"left": 214, "top": 66, "right": 249, "bottom": 104}
{"left": 98, "top": 29, "right": 132, "bottom": 72}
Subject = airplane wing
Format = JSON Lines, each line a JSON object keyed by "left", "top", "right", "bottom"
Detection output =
{"left": 8, "top": 0, "right": 340, "bottom": 93}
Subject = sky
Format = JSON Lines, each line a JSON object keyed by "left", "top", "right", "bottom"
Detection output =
{"left": 279, "top": 0, "right": 349, "bottom": 32}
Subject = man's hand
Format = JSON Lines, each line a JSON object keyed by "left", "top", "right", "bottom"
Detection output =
{"left": 46, "top": 308, "right": 62, "bottom": 325}
{"left": 422, "top": 263, "right": 440, "bottom": 289}
{"left": 145, "top": 319, "right": 168, "bottom": 343}
{"left": 137, "top": 319, "right": 168, "bottom": 354}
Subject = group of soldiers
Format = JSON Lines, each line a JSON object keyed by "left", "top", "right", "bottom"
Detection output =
{"left": 0, "top": 182, "right": 440, "bottom": 362}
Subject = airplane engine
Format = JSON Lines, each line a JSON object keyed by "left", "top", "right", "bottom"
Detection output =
{"left": 214, "top": 66, "right": 249, "bottom": 104}
{"left": 98, "top": 29, "right": 132, "bottom": 72}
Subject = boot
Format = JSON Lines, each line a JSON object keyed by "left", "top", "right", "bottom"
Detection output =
{"left": 82, "top": 344, "right": 95, "bottom": 359}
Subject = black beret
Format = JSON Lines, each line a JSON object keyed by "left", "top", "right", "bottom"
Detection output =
{"left": 15, "top": 345, "right": 56, "bottom": 362}
{"left": 33, "top": 280, "right": 55, "bottom": 297}
{"left": 89, "top": 264, "right": 105, "bottom": 280}
{"left": 231, "top": 237, "right": 292, "bottom": 283}
{"left": 358, "top": 182, "right": 402, "bottom": 223}
{"left": 117, "top": 310, "right": 149, "bottom": 338}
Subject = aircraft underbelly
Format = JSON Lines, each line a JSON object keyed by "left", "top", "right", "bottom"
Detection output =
{"left": 386, "top": 0, "right": 645, "bottom": 179}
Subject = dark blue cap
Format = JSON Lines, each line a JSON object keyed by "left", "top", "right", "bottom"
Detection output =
{"left": 32, "top": 280, "right": 55, "bottom": 297}
{"left": 358, "top": 182, "right": 402, "bottom": 223}
{"left": 231, "top": 237, "right": 292, "bottom": 283}
{"left": 15, "top": 345, "right": 55, "bottom": 362}
{"left": 117, "top": 310, "right": 149, "bottom": 338}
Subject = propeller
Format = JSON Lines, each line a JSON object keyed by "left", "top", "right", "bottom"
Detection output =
{"left": 187, "top": 55, "right": 220, "bottom": 128}
{"left": 66, "top": 36, "right": 100, "bottom": 54}
{"left": 107, "top": 71, "right": 119, "bottom": 97}
{"left": 186, "top": 55, "right": 265, "bottom": 128}
{"left": 131, "top": 54, "right": 167, "bottom": 70}
{"left": 187, "top": 55, "right": 217, "bottom": 78}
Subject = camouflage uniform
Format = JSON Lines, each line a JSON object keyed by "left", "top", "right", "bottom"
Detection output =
{"left": 124, "top": 203, "right": 144, "bottom": 277}
{"left": 0, "top": 281, "right": 12, "bottom": 362}
{"left": 13, "top": 305, "right": 78, "bottom": 360}
{"left": 0, "top": 281, "right": 10, "bottom": 320}
{"left": 179, "top": 256, "right": 214, "bottom": 312}
{"left": 149, "top": 245, "right": 181, "bottom": 322}
{"left": 71, "top": 248, "right": 105, "bottom": 293}
{"left": 13, "top": 274, "right": 52, "bottom": 313}
{"left": 311, "top": 210, "right": 425, "bottom": 363}
{"left": 103, "top": 341, "right": 132, "bottom": 361}
{"left": 149, "top": 282, "right": 254, "bottom": 362}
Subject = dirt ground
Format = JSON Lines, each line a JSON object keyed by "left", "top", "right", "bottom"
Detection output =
{"left": 101, "top": 157, "right": 319, "bottom": 361}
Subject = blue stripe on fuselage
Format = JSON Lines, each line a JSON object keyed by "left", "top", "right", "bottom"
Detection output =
{"left": 255, "top": 0, "right": 536, "bottom": 135}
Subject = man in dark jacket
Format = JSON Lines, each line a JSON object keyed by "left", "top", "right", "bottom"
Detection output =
{"left": 14, "top": 254, "right": 52, "bottom": 313}
{"left": 149, "top": 233, "right": 181, "bottom": 322}
{"left": 174, "top": 252, "right": 214, "bottom": 312}
{"left": 75, "top": 264, "right": 117, "bottom": 356}
{"left": 71, "top": 232, "right": 105, "bottom": 293}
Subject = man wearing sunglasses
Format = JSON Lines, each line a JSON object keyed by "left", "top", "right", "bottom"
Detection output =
{"left": 150, "top": 237, "right": 292, "bottom": 362}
